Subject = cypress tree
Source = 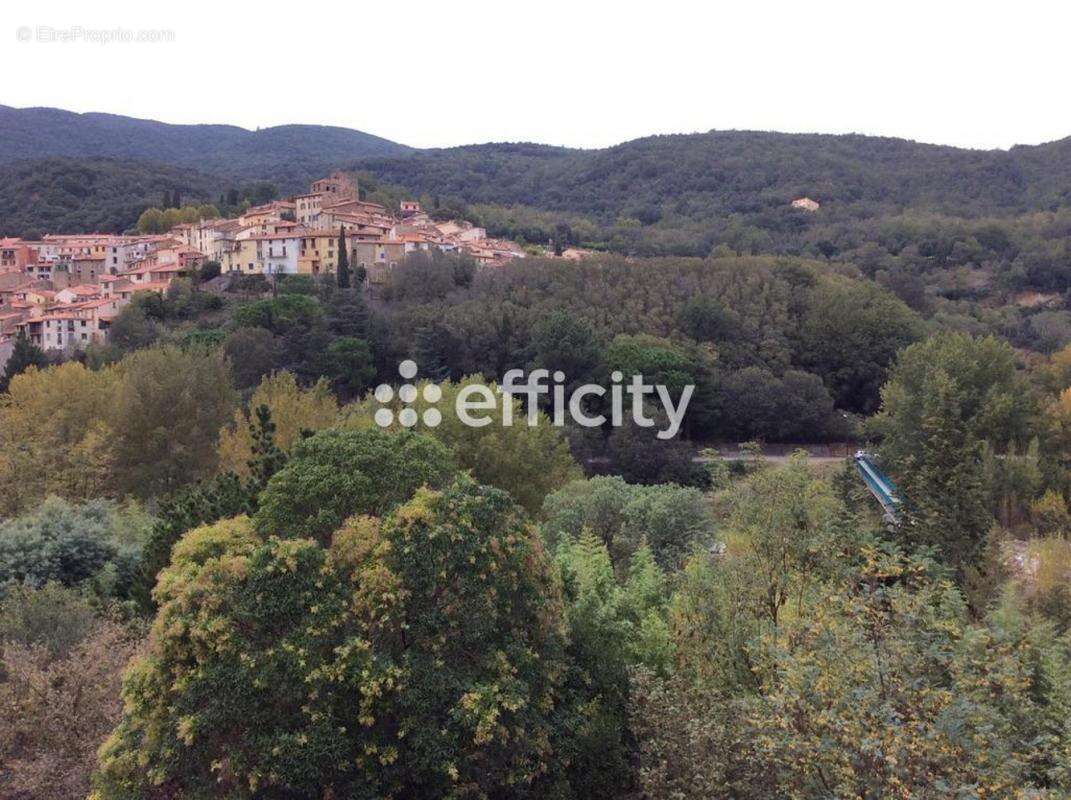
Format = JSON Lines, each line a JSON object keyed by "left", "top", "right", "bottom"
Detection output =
{"left": 336, "top": 225, "right": 351, "bottom": 289}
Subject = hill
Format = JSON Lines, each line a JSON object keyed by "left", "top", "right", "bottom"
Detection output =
{"left": 8, "top": 107, "right": 1071, "bottom": 275}
{"left": 0, "top": 105, "right": 410, "bottom": 187}
{"left": 342, "top": 131, "right": 1071, "bottom": 258}
{"left": 0, "top": 157, "right": 221, "bottom": 236}
{"left": 352, "top": 131, "right": 1071, "bottom": 223}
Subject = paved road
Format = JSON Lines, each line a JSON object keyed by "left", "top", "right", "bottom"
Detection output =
{"left": 699, "top": 454, "right": 848, "bottom": 464}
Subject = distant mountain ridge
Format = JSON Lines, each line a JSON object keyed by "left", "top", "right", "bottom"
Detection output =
{"left": 7, "top": 105, "right": 1071, "bottom": 251}
{"left": 349, "top": 131, "right": 1071, "bottom": 222}
{"left": 0, "top": 105, "right": 411, "bottom": 185}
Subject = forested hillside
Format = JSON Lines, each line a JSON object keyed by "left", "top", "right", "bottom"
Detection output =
{"left": 350, "top": 131, "right": 1071, "bottom": 256}
{"left": 355, "top": 133, "right": 1044, "bottom": 218}
{"left": 0, "top": 105, "right": 409, "bottom": 184}
{"left": 0, "top": 158, "right": 221, "bottom": 236}
{"left": 8, "top": 107, "right": 1071, "bottom": 279}
{"left": 5, "top": 253, "right": 1071, "bottom": 797}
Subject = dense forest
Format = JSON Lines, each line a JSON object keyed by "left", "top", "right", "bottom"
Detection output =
{"left": 6, "top": 108, "right": 1071, "bottom": 797}
{"left": 0, "top": 158, "right": 222, "bottom": 236}
{"left": 351, "top": 133, "right": 1071, "bottom": 258}
{"left": 0, "top": 105, "right": 408, "bottom": 182}
{"left": 4, "top": 251, "right": 1071, "bottom": 797}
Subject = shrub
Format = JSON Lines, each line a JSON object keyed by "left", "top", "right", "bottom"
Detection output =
{"left": 0, "top": 497, "right": 149, "bottom": 598}
{"left": 0, "top": 617, "right": 142, "bottom": 800}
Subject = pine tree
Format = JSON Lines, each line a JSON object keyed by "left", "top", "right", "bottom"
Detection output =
{"left": 247, "top": 404, "right": 287, "bottom": 492}
{"left": 131, "top": 405, "right": 289, "bottom": 612}
{"left": 0, "top": 331, "right": 49, "bottom": 393}
{"left": 336, "top": 225, "right": 351, "bottom": 289}
{"left": 173, "top": 188, "right": 182, "bottom": 209}
{"left": 161, "top": 190, "right": 172, "bottom": 209}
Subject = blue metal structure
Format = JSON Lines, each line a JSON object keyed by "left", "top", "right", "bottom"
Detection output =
{"left": 854, "top": 450, "right": 902, "bottom": 525}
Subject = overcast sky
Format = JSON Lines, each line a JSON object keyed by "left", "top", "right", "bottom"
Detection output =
{"left": 2, "top": 0, "right": 1069, "bottom": 151}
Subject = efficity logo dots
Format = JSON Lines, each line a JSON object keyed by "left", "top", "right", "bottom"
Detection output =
{"left": 373, "top": 360, "right": 443, "bottom": 428}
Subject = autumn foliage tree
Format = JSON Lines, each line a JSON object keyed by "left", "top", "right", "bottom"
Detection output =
{"left": 94, "top": 479, "right": 570, "bottom": 799}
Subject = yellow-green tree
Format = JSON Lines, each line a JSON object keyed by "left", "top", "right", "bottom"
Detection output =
{"left": 216, "top": 372, "right": 339, "bottom": 477}
{"left": 344, "top": 376, "right": 581, "bottom": 514}
{"left": 95, "top": 479, "right": 570, "bottom": 799}
{"left": 110, "top": 346, "right": 238, "bottom": 498}
{"left": 0, "top": 362, "right": 120, "bottom": 516}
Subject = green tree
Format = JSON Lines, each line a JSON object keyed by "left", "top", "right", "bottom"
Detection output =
{"left": 135, "top": 207, "right": 166, "bottom": 234}
{"left": 106, "top": 303, "right": 159, "bottom": 352}
{"left": 221, "top": 326, "right": 279, "bottom": 390}
{"left": 728, "top": 452, "right": 841, "bottom": 631}
{"left": 872, "top": 333, "right": 1030, "bottom": 575}
{"left": 602, "top": 334, "right": 716, "bottom": 437}
{"left": 352, "top": 377, "right": 582, "bottom": 514}
{"left": 324, "top": 285, "right": 369, "bottom": 339}
{"left": 554, "top": 533, "right": 673, "bottom": 797}
{"left": 324, "top": 336, "right": 376, "bottom": 399}
{"left": 110, "top": 346, "right": 238, "bottom": 498}
{"left": 130, "top": 472, "right": 254, "bottom": 612}
{"left": 678, "top": 295, "right": 739, "bottom": 343}
{"left": 0, "top": 330, "right": 48, "bottom": 393}
{"left": 0, "top": 496, "right": 150, "bottom": 597}
{"left": 542, "top": 475, "right": 714, "bottom": 573}
{"left": 604, "top": 422, "right": 711, "bottom": 488}
{"left": 254, "top": 428, "right": 456, "bottom": 543}
{"left": 753, "top": 547, "right": 1071, "bottom": 797}
{"left": 872, "top": 332, "right": 1037, "bottom": 465}
{"left": 899, "top": 370, "right": 994, "bottom": 576}
{"left": 233, "top": 293, "right": 323, "bottom": 336}
{"left": 527, "top": 310, "right": 603, "bottom": 389}
{"left": 796, "top": 276, "right": 922, "bottom": 413}
{"left": 336, "top": 225, "right": 351, "bottom": 288}
{"left": 96, "top": 479, "right": 570, "bottom": 799}
{"left": 198, "top": 259, "right": 221, "bottom": 283}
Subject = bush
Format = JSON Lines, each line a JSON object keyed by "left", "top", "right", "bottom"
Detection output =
{"left": 0, "top": 613, "right": 142, "bottom": 800}
{"left": 0, "top": 497, "right": 149, "bottom": 598}
{"left": 0, "top": 581, "right": 98, "bottom": 659}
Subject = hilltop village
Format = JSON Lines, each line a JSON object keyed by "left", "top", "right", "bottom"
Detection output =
{"left": 0, "top": 172, "right": 527, "bottom": 368}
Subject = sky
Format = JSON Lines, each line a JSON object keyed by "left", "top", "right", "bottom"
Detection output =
{"left": 1, "top": 0, "right": 1069, "bottom": 151}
